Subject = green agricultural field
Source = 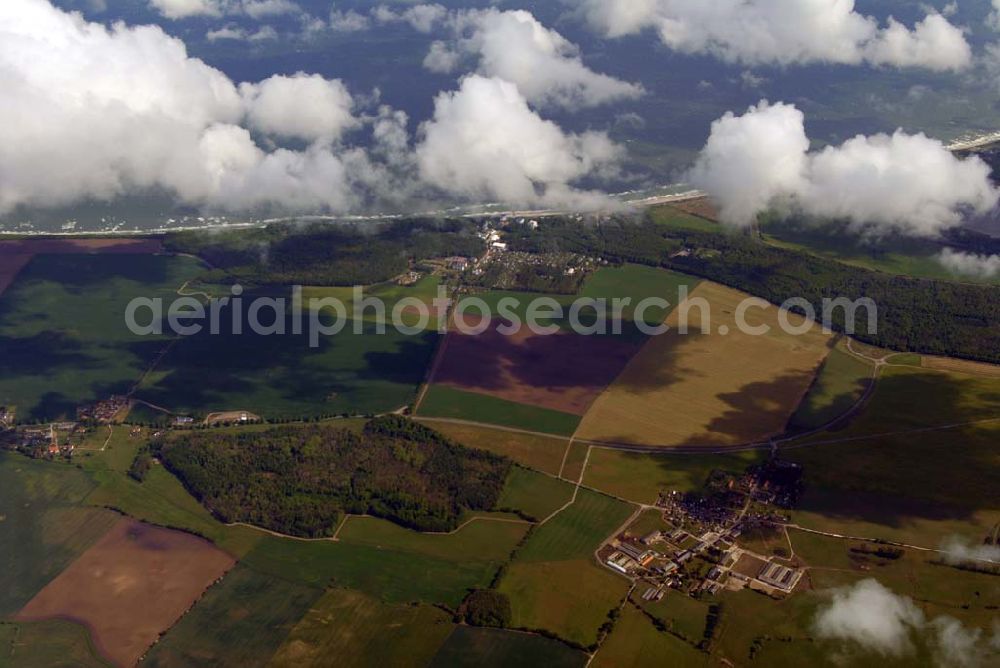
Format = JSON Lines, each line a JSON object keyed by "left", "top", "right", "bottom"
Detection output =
{"left": 0, "top": 619, "right": 112, "bottom": 668}
{"left": 336, "top": 515, "right": 530, "bottom": 563}
{"left": 579, "top": 264, "right": 700, "bottom": 326}
{"left": 0, "top": 453, "right": 119, "bottom": 617}
{"left": 515, "top": 488, "right": 634, "bottom": 563}
{"left": 495, "top": 488, "right": 635, "bottom": 646}
{"left": 785, "top": 365, "right": 1000, "bottom": 546}
{"left": 497, "top": 466, "right": 575, "bottom": 521}
{"left": 0, "top": 253, "right": 204, "bottom": 421}
{"left": 271, "top": 588, "right": 455, "bottom": 668}
{"left": 625, "top": 508, "right": 672, "bottom": 538}
{"left": 422, "top": 422, "right": 570, "bottom": 475}
{"left": 302, "top": 275, "right": 444, "bottom": 330}
{"left": 429, "top": 626, "right": 587, "bottom": 668}
{"left": 790, "top": 340, "right": 874, "bottom": 430}
{"left": 242, "top": 519, "right": 524, "bottom": 608}
{"left": 417, "top": 385, "right": 581, "bottom": 436}
{"left": 499, "top": 559, "right": 628, "bottom": 648}
{"left": 582, "top": 449, "right": 764, "bottom": 506}
{"left": 143, "top": 564, "right": 323, "bottom": 668}
{"left": 637, "top": 592, "right": 711, "bottom": 647}
{"left": 592, "top": 604, "right": 706, "bottom": 667}
{"left": 138, "top": 304, "right": 437, "bottom": 420}
{"left": 709, "top": 589, "right": 825, "bottom": 666}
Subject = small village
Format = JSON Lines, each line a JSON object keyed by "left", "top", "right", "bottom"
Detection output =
{"left": 599, "top": 459, "right": 807, "bottom": 601}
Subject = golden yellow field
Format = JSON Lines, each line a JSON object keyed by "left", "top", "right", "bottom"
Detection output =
{"left": 576, "top": 282, "right": 833, "bottom": 447}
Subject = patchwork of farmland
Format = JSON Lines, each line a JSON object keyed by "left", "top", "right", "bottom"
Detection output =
{"left": 419, "top": 265, "right": 700, "bottom": 434}
{"left": 15, "top": 518, "right": 235, "bottom": 667}
{"left": 498, "top": 488, "right": 635, "bottom": 647}
{"left": 577, "top": 281, "right": 834, "bottom": 447}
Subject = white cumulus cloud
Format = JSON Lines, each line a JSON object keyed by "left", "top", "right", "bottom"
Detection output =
{"left": 813, "top": 579, "right": 1000, "bottom": 667}
{"left": 430, "top": 9, "right": 643, "bottom": 110}
{"left": 415, "top": 75, "right": 623, "bottom": 209}
{"left": 689, "top": 100, "right": 998, "bottom": 235}
{"left": 149, "top": 0, "right": 300, "bottom": 20}
{"left": 1, "top": 0, "right": 628, "bottom": 216}
{"left": 240, "top": 73, "right": 357, "bottom": 143}
{"left": 814, "top": 578, "right": 924, "bottom": 657}
{"left": 0, "top": 0, "right": 380, "bottom": 214}
{"left": 373, "top": 4, "right": 448, "bottom": 34}
{"left": 575, "top": 0, "right": 972, "bottom": 71}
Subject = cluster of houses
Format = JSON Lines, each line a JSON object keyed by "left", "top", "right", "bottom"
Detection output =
{"left": 3, "top": 421, "right": 82, "bottom": 459}
{"left": 600, "top": 460, "right": 808, "bottom": 601}
{"left": 76, "top": 395, "right": 129, "bottom": 423}
{"left": 603, "top": 516, "right": 805, "bottom": 600}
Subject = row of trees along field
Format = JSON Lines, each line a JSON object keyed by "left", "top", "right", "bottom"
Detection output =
{"left": 164, "top": 218, "right": 484, "bottom": 286}
{"left": 505, "top": 216, "right": 1000, "bottom": 364}
{"left": 152, "top": 416, "right": 511, "bottom": 537}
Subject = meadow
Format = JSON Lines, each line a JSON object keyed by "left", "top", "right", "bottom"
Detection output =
{"left": 577, "top": 281, "right": 833, "bottom": 447}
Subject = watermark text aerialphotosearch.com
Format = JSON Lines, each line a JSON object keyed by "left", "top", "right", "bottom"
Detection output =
{"left": 125, "top": 285, "right": 878, "bottom": 347}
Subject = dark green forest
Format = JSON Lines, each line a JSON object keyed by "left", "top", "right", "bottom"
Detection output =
{"left": 505, "top": 216, "right": 1000, "bottom": 364}
{"left": 153, "top": 417, "right": 511, "bottom": 537}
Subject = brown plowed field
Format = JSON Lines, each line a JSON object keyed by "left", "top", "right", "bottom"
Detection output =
{"left": 15, "top": 518, "right": 235, "bottom": 668}
{"left": 431, "top": 318, "right": 645, "bottom": 416}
